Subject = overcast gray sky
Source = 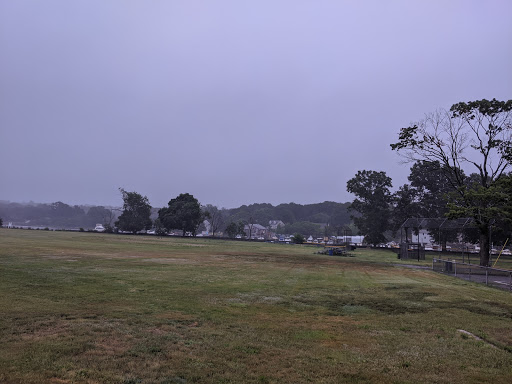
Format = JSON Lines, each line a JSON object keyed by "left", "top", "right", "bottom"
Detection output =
{"left": 1, "top": 1, "right": 511, "bottom": 208}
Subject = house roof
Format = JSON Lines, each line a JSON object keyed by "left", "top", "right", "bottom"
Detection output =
{"left": 245, "top": 224, "right": 267, "bottom": 230}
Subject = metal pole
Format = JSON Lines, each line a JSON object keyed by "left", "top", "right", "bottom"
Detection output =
{"left": 454, "top": 261, "right": 457, "bottom": 277}
{"left": 486, "top": 268, "right": 488, "bottom": 285}
{"left": 488, "top": 222, "right": 494, "bottom": 267}
{"left": 439, "top": 227, "right": 441, "bottom": 255}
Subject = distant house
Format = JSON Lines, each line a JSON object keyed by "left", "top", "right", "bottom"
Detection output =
{"left": 269, "top": 220, "right": 284, "bottom": 230}
{"left": 244, "top": 224, "right": 269, "bottom": 239}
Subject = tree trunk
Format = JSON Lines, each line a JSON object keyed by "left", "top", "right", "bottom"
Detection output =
{"left": 479, "top": 230, "right": 490, "bottom": 266}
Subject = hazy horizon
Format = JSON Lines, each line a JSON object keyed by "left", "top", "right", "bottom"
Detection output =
{"left": 2, "top": 1, "right": 511, "bottom": 209}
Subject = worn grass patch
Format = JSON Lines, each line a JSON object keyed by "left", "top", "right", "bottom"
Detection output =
{"left": 1, "top": 229, "right": 512, "bottom": 383}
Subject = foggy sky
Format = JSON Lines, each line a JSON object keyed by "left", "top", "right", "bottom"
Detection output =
{"left": 1, "top": 1, "right": 511, "bottom": 209}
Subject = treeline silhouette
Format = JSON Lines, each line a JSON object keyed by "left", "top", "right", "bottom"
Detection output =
{"left": 0, "top": 200, "right": 352, "bottom": 236}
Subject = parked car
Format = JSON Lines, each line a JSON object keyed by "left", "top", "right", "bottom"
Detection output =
{"left": 94, "top": 224, "right": 105, "bottom": 232}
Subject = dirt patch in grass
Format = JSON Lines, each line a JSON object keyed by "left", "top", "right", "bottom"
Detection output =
{"left": 177, "top": 243, "right": 208, "bottom": 247}
{"left": 19, "top": 324, "right": 70, "bottom": 341}
{"left": 92, "top": 336, "right": 131, "bottom": 356}
{"left": 155, "top": 311, "right": 197, "bottom": 322}
{"left": 48, "top": 378, "right": 72, "bottom": 384}
{"left": 141, "top": 257, "right": 197, "bottom": 264}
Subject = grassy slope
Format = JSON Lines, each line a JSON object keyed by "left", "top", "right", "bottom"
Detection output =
{"left": 0, "top": 229, "right": 511, "bottom": 383}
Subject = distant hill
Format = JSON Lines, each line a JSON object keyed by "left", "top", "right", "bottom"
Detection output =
{"left": 220, "top": 201, "right": 354, "bottom": 237}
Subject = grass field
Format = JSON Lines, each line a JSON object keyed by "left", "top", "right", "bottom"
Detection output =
{"left": 1, "top": 229, "right": 511, "bottom": 383}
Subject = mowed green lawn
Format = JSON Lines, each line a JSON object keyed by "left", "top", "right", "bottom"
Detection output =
{"left": 1, "top": 229, "right": 511, "bottom": 383}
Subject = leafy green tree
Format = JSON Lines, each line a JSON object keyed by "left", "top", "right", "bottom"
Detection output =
{"left": 237, "top": 221, "right": 246, "bottom": 238}
{"left": 274, "top": 205, "right": 296, "bottom": 224}
{"left": 0, "top": 217, "right": 3, "bottom": 227}
{"left": 47, "top": 201, "right": 86, "bottom": 227}
{"left": 307, "top": 213, "right": 330, "bottom": 223}
{"left": 153, "top": 218, "right": 168, "bottom": 236}
{"left": 283, "top": 221, "right": 323, "bottom": 238}
{"left": 158, "top": 193, "right": 203, "bottom": 236}
{"left": 115, "top": 188, "right": 152, "bottom": 234}
{"left": 391, "top": 184, "right": 419, "bottom": 235}
{"left": 391, "top": 99, "right": 512, "bottom": 265}
{"left": 225, "top": 222, "right": 238, "bottom": 238}
{"left": 347, "top": 170, "right": 393, "bottom": 246}
{"left": 224, "top": 221, "right": 246, "bottom": 238}
{"left": 412, "top": 161, "right": 463, "bottom": 248}
{"left": 408, "top": 161, "right": 451, "bottom": 216}
{"left": 86, "top": 206, "right": 112, "bottom": 227}
{"left": 292, "top": 233, "right": 305, "bottom": 244}
{"left": 393, "top": 161, "right": 459, "bottom": 249}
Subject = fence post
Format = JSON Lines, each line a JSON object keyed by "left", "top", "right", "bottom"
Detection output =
{"left": 486, "top": 268, "right": 488, "bottom": 285}
{"left": 454, "top": 261, "right": 457, "bottom": 277}
{"left": 510, "top": 272, "right": 511, "bottom": 292}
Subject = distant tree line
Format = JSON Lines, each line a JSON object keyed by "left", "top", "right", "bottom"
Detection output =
{"left": 114, "top": 191, "right": 353, "bottom": 238}
{"left": 0, "top": 200, "right": 118, "bottom": 229}
{"left": 219, "top": 201, "right": 352, "bottom": 238}
{"left": 0, "top": 194, "right": 353, "bottom": 239}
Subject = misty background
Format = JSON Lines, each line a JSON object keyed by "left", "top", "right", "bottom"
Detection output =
{"left": 1, "top": 1, "right": 511, "bottom": 209}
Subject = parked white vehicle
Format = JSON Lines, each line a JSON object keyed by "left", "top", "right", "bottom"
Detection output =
{"left": 94, "top": 224, "right": 105, "bottom": 232}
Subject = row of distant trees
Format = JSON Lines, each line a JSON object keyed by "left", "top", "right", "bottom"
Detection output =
{"left": 0, "top": 201, "right": 116, "bottom": 229}
{"left": 113, "top": 190, "right": 353, "bottom": 238}
{"left": 348, "top": 98, "right": 512, "bottom": 266}
{"left": 114, "top": 190, "right": 206, "bottom": 236}
{"left": 0, "top": 196, "right": 352, "bottom": 238}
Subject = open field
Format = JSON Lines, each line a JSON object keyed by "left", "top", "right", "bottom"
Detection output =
{"left": 1, "top": 229, "right": 512, "bottom": 383}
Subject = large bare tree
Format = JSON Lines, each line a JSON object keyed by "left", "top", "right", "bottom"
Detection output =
{"left": 391, "top": 99, "right": 512, "bottom": 266}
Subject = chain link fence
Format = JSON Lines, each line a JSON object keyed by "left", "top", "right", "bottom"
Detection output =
{"left": 433, "top": 258, "right": 512, "bottom": 291}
